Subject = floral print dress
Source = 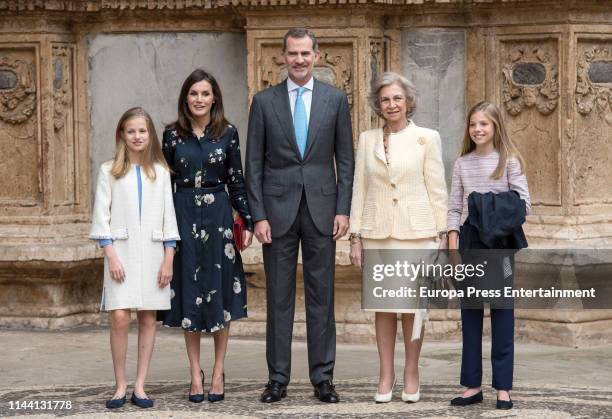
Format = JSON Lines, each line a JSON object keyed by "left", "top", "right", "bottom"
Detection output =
{"left": 157, "top": 124, "right": 253, "bottom": 332}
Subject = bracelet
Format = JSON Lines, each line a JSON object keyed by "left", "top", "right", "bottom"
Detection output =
{"left": 438, "top": 231, "right": 448, "bottom": 240}
{"left": 348, "top": 233, "right": 362, "bottom": 244}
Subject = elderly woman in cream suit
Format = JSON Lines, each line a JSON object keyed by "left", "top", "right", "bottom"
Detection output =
{"left": 349, "top": 72, "right": 448, "bottom": 403}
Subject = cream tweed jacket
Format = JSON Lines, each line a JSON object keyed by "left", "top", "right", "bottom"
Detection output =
{"left": 349, "top": 123, "right": 448, "bottom": 239}
{"left": 89, "top": 162, "right": 180, "bottom": 311}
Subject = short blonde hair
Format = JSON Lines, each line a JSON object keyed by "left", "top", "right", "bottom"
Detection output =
{"left": 368, "top": 72, "right": 418, "bottom": 119}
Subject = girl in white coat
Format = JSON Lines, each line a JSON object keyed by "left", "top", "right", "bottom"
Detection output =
{"left": 89, "top": 107, "right": 180, "bottom": 409}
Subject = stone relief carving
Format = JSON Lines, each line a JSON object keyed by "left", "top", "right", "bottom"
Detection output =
{"left": 259, "top": 42, "right": 354, "bottom": 108}
{"left": 0, "top": 54, "right": 36, "bottom": 124}
{"left": 576, "top": 46, "right": 612, "bottom": 125}
{"left": 51, "top": 44, "right": 76, "bottom": 206}
{"left": 0, "top": 49, "right": 39, "bottom": 205}
{"left": 501, "top": 44, "right": 558, "bottom": 116}
{"left": 369, "top": 39, "right": 385, "bottom": 128}
{"left": 52, "top": 45, "right": 72, "bottom": 132}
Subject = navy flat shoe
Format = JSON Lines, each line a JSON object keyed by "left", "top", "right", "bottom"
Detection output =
{"left": 450, "top": 391, "right": 483, "bottom": 406}
{"left": 105, "top": 395, "right": 126, "bottom": 409}
{"left": 189, "top": 369, "right": 205, "bottom": 403}
{"left": 130, "top": 392, "right": 154, "bottom": 408}
{"left": 208, "top": 373, "right": 225, "bottom": 403}
{"left": 497, "top": 398, "right": 513, "bottom": 410}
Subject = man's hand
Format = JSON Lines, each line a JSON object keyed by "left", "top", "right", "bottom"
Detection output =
{"left": 332, "top": 215, "right": 349, "bottom": 241}
{"left": 254, "top": 220, "right": 272, "bottom": 244}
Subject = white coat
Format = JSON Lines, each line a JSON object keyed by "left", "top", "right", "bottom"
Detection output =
{"left": 89, "top": 162, "right": 180, "bottom": 311}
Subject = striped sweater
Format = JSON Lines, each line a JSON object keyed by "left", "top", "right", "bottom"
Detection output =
{"left": 447, "top": 150, "right": 531, "bottom": 232}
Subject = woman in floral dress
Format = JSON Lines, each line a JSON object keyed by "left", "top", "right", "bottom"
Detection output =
{"left": 158, "top": 69, "right": 253, "bottom": 403}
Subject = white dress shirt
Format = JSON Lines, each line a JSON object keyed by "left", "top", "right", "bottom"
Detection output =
{"left": 287, "top": 76, "right": 313, "bottom": 125}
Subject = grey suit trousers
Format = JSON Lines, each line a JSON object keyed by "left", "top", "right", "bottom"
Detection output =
{"left": 263, "top": 192, "right": 336, "bottom": 386}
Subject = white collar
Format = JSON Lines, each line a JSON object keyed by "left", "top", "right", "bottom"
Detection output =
{"left": 287, "top": 76, "right": 314, "bottom": 93}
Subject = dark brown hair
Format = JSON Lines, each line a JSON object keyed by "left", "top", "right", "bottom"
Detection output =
{"left": 282, "top": 28, "right": 318, "bottom": 52}
{"left": 111, "top": 107, "right": 168, "bottom": 180}
{"left": 168, "top": 69, "right": 228, "bottom": 140}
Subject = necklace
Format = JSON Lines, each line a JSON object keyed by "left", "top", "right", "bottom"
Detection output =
{"left": 382, "top": 121, "right": 408, "bottom": 166}
{"left": 382, "top": 125, "right": 391, "bottom": 166}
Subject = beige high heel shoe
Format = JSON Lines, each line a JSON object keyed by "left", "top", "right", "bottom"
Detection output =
{"left": 401, "top": 385, "right": 420, "bottom": 403}
{"left": 374, "top": 379, "right": 395, "bottom": 403}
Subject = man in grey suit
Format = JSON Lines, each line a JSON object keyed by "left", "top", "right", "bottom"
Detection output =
{"left": 246, "top": 28, "right": 354, "bottom": 403}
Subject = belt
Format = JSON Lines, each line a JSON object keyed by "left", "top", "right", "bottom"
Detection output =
{"left": 175, "top": 184, "right": 226, "bottom": 193}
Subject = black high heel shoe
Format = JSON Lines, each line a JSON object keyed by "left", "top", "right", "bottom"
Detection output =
{"left": 188, "top": 369, "right": 205, "bottom": 403}
{"left": 208, "top": 373, "right": 225, "bottom": 403}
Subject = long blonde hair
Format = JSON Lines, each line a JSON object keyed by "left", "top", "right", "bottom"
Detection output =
{"left": 460, "top": 101, "right": 525, "bottom": 179}
{"left": 111, "top": 107, "right": 168, "bottom": 180}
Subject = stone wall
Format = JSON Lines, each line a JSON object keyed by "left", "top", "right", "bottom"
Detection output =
{"left": 401, "top": 29, "right": 465, "bottom": 188}
{"left": 88, "top": 32, "right": 249, "bottom": 186}
{"left": 1, "top": 0, "right": 612, "bottom": 346}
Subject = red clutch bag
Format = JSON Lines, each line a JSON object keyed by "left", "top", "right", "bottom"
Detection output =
{"left": 233, "top": 214, "right": 246, "bottom": 252}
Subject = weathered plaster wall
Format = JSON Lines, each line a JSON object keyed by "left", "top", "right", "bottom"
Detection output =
{"left": 401, "top": 29, "right": 465, "bottom": 189}
{"left": 88, "top": 32, "right": 248, "bottom": 187}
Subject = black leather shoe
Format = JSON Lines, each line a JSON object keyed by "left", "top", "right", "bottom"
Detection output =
{"left": 260, "top": 381, "right": 287, "bottom": 403}
{"left": 497, "top": 398, "right": 513, "bottom": 410}
{"left": 314, "top": 381, "right": 339, "bottom": 403}
{"left": 450, "top": 391, "right": 483, "bottom": 406}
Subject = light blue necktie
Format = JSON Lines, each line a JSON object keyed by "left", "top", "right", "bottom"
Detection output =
{"left": 293, "top": 87, "right": 308, "bottom": 158}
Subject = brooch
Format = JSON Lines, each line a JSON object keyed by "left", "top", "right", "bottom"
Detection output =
{"left": 418, "top": 136, "right": 427, "bottom": 145}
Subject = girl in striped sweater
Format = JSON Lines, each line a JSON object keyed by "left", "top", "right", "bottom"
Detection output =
{"left": 447, "top": 101, "right": 531, "bottom": 410}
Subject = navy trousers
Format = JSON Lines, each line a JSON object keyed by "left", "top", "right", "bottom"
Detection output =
{"left": 458, "top": 225, "right": 515, "bottom": 391}
{"left": 460, "top": 308, "right": 514, "bottom": 390}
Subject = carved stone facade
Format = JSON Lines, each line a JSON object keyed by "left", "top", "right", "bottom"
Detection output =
{"left": 51, "top": 44, "right": 77, "bottom": 207}
{"left": 0, "top": 48, "right": 39, "bottom": 209}
{"left": 502, "top": 44, "right": 559, "bottom": 116}
{"left": 1, "top": 0, "right": 612, "bottom": 346}
{"left": 368, "top": 38, "right": 387, "bottom": 128}
{"left": 574, "top": 39, "right": 612, "bottom": 207}
{"left": 499, "top": 38, "right": 562, "bottom": 208}
{"left": 576, "top": 46, "right": 612, "bottom": 120}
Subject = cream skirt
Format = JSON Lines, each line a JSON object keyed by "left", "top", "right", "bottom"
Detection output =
{"left": 362, "top": 237, "right": 437, "bottom": 341}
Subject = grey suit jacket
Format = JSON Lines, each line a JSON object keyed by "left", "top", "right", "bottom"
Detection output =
{"left": 246, "top": 79, "right": 354, "bottom": 237}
